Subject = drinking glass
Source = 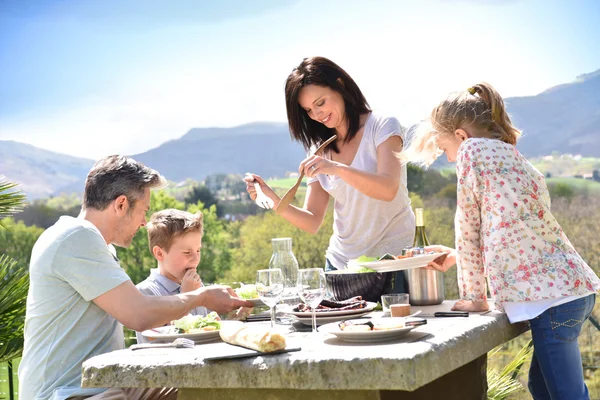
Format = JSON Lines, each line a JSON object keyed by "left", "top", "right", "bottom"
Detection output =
{"left": 256, "top": 269, "right": 284, "bottom": 328}
{"left": 297, "top": 268, "right": 326, "bottom": 333}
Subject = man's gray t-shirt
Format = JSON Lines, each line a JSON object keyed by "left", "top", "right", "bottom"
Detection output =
{"left": 18, "top": 216, "right": 131, "bottom": 400}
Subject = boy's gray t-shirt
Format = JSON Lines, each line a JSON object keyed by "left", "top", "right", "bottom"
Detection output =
{"left": 18, "top": 216, "right": 131, "bottom": 400}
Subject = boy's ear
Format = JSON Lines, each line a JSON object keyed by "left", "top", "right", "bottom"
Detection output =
{"left": 455, "top": 129, "right": 470, "bottom": 142}
{"left": 152, "top": 245, "right": 165, "bottom": 261}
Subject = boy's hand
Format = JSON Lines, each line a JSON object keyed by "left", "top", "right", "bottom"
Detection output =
{"left": 196, "top": 285, "right": 254, "bottom": 314}
{"left": 181, "top": 269, "right": 202, "bottom": 293}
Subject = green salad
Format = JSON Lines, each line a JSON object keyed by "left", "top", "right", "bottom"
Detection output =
{"left": 173, "top": 312, "right": 221, "bottom": 333}
{"left": 235, "top": 284, "right": 259, "bottom": 299}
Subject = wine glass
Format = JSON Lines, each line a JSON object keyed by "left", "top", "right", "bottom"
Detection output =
{"left": 256, "top": 269, "right": 284, "bottom": 328}
{"left": 297, "top": 268, "right": 326, "bottom": 333}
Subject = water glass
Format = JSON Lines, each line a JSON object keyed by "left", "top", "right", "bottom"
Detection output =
{"left": 297, "top": 268, "right": 326, "bottom": 333}
{"left": 381, "top": 293, "right": 409, "bottom": 316}
{"left": 256, "top": 269, "right": 284, "bottom": 328}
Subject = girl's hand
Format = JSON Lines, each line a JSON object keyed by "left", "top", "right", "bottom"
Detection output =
{"left": 244, "top": 173, "right": 279, "bottom": 202}
{"left": 181, "top": 269, "right": 202, "bottom": 293}
{"left": 300, "top": 155, "right": 342, "bottom": 178}
{"left": 452, "top": 299, "right": 490, "bottom": 312}
{"left": 424, "top": 245, "right": 457, "bottom": 272}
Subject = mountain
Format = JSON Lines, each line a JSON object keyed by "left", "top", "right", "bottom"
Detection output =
{"left": 133, "top": 122, "right": 306, "bottom": 182}
{"left": 0, "top": 141, "right": 94, "bottom": 199}
{"left": 510, "top": 69, "right": 600, "bottom": 156}
{"left": 1, "top": 69, "right": 599, "bottom": 199}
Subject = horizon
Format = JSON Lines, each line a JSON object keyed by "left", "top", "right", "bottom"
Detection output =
{"left": 1, "top": 0, "right": 600, "bottom": 159}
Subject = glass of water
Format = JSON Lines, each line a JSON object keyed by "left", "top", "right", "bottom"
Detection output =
{"left": 256, "top": 269, "right": 284, "bottom": 328}
{"left": 297, "top": 268, "right": 326, "bottom": 333}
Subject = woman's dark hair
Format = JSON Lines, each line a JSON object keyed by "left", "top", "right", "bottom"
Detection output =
{"left": 284, "top": 57, "right": 371, "bottom": 153}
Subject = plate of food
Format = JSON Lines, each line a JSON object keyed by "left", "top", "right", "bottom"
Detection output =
{"left": 292, "top": 310, "right": 373, "bottom": 326}
{"left": 288, "top": 298, "right": 378, "bottom": 318}
{"left": 352, "top": 251, "right": 447, "bottom": 273}
{"left": 141, "top": 312, "right": 243, "bottom": 343}
{"left": 318, "top": 317, "right": 419, "bottom": 343}
{"left": 234, "top": 284, "right": 264, "bottom": 306}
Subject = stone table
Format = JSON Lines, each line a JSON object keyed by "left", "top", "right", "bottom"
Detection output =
{"left": 82, "top": 301, "right": 527, "bottom": 400}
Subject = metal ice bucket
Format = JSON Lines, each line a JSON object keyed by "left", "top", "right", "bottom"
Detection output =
{"left": 405, "top": 268, "right": 445, "bottom": 306}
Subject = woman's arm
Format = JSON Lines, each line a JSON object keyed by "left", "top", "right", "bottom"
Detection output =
{"left": 303, "top": 136, "right": 403, "bottom": 202}
{"left": 244, "top": 174, "right": 330, "bottom": 234}
{"left": 275, "top": 181, "right": 330, "bottom": 234}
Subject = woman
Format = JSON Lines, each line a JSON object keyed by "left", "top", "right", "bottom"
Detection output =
{"left": 246, "top": 57, "right": 415, "bottom": 275}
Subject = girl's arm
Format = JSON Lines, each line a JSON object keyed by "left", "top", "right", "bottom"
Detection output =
{"left": 303, "top": 135, "right": 403, "bottom": 202}
{"left": 454, "top": 148, "right": 487, "bottom": 303}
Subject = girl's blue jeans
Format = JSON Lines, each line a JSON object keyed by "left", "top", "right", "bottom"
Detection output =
{"left": 528, "top": 293, "right": 596, "bottom": 400}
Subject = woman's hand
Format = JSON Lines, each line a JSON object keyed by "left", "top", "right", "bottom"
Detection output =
{"left": 244, "top": 173, "right": 279, "bottom": 202}
{"left": 424, "top": 245, "right": 457, "bottom": 272}
{"left": 300, "top": 155, "right": 342, "bottom": 178}
{"left": 452, "top": 299, "right": 490, "bottom": 312}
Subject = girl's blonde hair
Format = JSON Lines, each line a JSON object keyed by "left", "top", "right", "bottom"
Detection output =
{"left": 402, "top": 82, "right": 521, "bottom": 166}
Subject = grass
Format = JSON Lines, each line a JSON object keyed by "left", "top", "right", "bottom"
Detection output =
{"left": 546, "top": 177, "right": 600, "bottom": 193}
{"left": 0, "top": 358, "right": 20, "bottom": 400}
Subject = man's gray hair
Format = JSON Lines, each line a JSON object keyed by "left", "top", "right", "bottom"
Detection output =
{"left": 83, "top": 155, "right": 167, "bottom": 211}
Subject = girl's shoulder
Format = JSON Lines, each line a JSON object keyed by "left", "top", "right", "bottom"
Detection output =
{"left": 458, "top": 138, "right": 517, "bottom": 163}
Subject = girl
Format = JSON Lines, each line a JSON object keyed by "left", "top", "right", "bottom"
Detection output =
{"left": 404, "top": 82, "right": 600, "bottom": 399}
{"left": 246, "top": 57, "right": 415, "bottom": 276}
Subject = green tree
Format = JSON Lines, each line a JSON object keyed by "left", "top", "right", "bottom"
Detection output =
{"left": 184, "top": 184, "right": 222, "bottom": 217}
{"left": 223, "top": 208, "right": 334, "bottom": 284}
{"left": 0, "top": 176, "right": 28, "bottom": 400}
{"left": 0, "top": 218, "right": 44, "bottom": 267}
{"left": 117, "top": 190, "right": 235, "bottom": 285}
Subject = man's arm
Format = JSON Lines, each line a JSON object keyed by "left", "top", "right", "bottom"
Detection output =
{"left": 93, "top": 281, "right": 253, "bottom": 332}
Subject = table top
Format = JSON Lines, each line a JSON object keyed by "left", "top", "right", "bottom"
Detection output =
{"left": 82, "top": 301, "right": 527, "bottom": 391}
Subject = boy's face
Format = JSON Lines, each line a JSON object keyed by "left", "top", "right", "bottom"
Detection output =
{"left": 158, "top": 232, "right": 202, "bottom": 284}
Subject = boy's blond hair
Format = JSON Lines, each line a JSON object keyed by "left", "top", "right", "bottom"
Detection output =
{"left": 147, "top": 209, "right": 203, "bottom": 252}
{"left": 402, "top": 82, "right": 521, "bottom": 167}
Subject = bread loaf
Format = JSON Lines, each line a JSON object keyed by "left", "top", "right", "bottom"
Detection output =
{"left": 219, "top": 324, "right": 286, "bottom": 353}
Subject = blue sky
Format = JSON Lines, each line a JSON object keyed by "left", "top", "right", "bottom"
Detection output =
{"left": 1, "top": 0, "right": 599, "bottom": 159}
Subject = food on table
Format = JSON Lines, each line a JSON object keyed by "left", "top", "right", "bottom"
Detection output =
{"left": 348, "top": 248, "right": 447, "bottom": 266}
{"left": 173, "top": 312, "right": 221, "bottom": 334}
{"left": 235, "top": 284, "right": 259, "bottom": 299}
{"left": 293, "top": 296, "right": 367, "bottom": 313}
{"left": 390, "top": 304, "right": 411, "bottom": 317}
{"left": 338, "top": 319, "right": 406, "bottom": 332}
{"left": 219, "top": 324, "right": 286, "bottom": 352}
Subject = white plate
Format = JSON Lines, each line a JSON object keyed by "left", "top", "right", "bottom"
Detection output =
{"left": 318, "top": 318, "right": 415, "bottom": 343}
{"left": 293, "top": 311, "right": 372, "bottom": 326}
{"left": 288, "top": 301, "right": 378, "bottom": 318}
{"left": 356, "top": 253, "right": 444, "bottom": 272}
{"left": 141, "top": 321, "right": 243, "bottom": 343}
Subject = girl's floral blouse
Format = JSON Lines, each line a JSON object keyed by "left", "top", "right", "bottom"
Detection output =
{"left": 455, "top": 138, "right": 600, "bottom": 303}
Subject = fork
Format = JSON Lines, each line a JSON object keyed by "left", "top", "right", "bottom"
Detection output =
{"left": 246, "top": 173, "right": 275, "bottom": 210}
{"left": 130, "top": 337, "right": 195, "bottom": 350}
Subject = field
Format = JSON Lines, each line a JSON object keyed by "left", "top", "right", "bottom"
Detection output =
{"left": 546, "top": 177, "right": 600, "bottom": 193}
{"left": 0, "top": 359, "right": 20, "bottom": 400}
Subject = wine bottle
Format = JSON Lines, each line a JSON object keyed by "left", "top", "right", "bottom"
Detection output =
{"left": 413, "top": 208, "right": 430, "bottom": 248}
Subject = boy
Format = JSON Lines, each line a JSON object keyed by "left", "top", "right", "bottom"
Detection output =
{"left": 136, "top": 208, "right": 209, "bottom": 343}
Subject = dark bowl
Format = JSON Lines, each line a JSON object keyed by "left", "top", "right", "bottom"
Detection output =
{"left": 325, "top": 271, "right": 393, "bottom": 303}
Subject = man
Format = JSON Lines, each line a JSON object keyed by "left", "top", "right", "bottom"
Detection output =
{"left": 19, "top": 155, "right": 252, "bottom": 400}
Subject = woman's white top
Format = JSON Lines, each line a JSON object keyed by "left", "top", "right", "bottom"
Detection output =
{"left": 308, "top": 112, "right": 415, "bottom": 269}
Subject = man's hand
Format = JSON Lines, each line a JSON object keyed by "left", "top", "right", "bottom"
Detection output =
{"left": 195, "top": 285, "right": 254, "bottom": 314}
{"left": 181, "top": 269, "right": 202, "bottom": 293}
{"left": 425, "top": 245, "right": 457, "bottom": 272}
{"left": 452, "top": 299, "right": 490, "bottom": 312}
